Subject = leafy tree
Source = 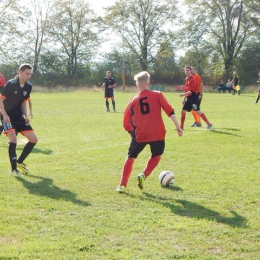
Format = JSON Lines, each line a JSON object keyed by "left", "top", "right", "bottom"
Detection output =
{"left": 183, "top": 0, "right": 260, "bottom": 80}
{"left": 0, "top": 0, "right": 24, "bottom": 62}
{"left": 104, "top": 0, "right": 179, "bottom": 71}
{"left": 47, "top": 0, "right": 101, "bottom": 78}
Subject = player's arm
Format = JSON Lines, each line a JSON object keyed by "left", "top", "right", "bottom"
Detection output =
{"left": 179, "top": 90, "right": 192, "bottom": 97}
{"left": 21, "top": 100, "right": 30, "bottom": 125}
{"left": 0, "top": 95, "right": 10, "bottom": 123}
{"left": 109, "top": 79, "right": 116, "bottom": 88}
{"left": 170, "top": 113, "right": 182, "bottom": 136}
{"left": 28, "top": 98, "right": 33, "bottom": 119}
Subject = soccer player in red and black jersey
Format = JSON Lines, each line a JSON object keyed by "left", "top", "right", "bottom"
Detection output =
{"left": 179, "top": 66, "right": 212, "bottom": 130}
{"left": 0, "top": 70, "right": 7, "bottom": 135}
{"left": 102, "top": 71, "right": 116, "bottom": 112}
{"left": 116, "top": 71, "right": 182, "bottom": 193}
{"left": 0, "top": 64, "right": 38, "bottom": 175}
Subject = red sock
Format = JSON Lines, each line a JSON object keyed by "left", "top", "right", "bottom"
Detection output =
{"left": 200, "top": 113, "right": 210, "bottom": 125}
{"left": 143, "top": 155, "right": 161, "bottom": 178}
{"left": 180, "top": 113, "right": 186, "bottom": 128}
{"left": 120, "top": 157, "right": 134, "bottom": 187}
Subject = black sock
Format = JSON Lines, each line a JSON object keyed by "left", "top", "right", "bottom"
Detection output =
{"left": 106, "top": 101, "right": 109, "bottom": 110}
{"left": 256, "top": 97, "right": 259, "bottom": 103}
{"left": 112, "top": 100, "right": 115, "bottom": 109}
{"left": 17, "top": 142, "right": 36, "bottom": 164}
{"left": 9, "top": 142, "right": 17, "bottom": 171}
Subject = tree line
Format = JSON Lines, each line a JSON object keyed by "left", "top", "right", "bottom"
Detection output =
{"left": 0, "top": 0, "right": 259, "bottom": 88}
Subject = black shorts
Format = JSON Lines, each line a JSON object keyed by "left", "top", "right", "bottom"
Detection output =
{"left": 1, "top": 118, "right": 33, "bottom": 134}
{"left": 127, "top": 138, "right": 165, "bottom": 159}
{"left": 183, "top": 100, "right": 200, "bottom": 112}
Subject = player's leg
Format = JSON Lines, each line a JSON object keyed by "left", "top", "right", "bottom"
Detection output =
{"left": 17, "top": 129, "right": 38, "bottom": 173}
{"left": 142, "top": 140, "right": 165, "bottom": 178}
{"left": 180, "top": 110, "right": 187, "bottom": 130}
{"left": 112, "top": 97, "right": 116, "bottom": 112}
{"left": 116, "top": 139, "right": 146, "bottom": 192}
{"left": 255, "top": 91, "right": 260, "bottom": 104}
{"left": 6, "top": 131, "right": 19, "bottom": 173}
{"left": 196, "top": 110, "right": 212, "bottom": 129}
{"left": 105, "top": 97, "right": 110, "bottom": 112}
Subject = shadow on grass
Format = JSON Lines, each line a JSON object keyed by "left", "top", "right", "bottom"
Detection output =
{"left": 209, "top": 128, "right": 241, "bottom": 136}
{"left": 141, "top": 192, "right": 248, "bottom": 228}
{"left": 16, "top": 175, "right": 90, "bottom": 207}
{"left": 16, "top": 147, "right": 53, "bottom": 155}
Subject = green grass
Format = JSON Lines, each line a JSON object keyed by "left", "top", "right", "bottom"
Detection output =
{"left": 0, "top": 89, "right": 259, "bottom": 259}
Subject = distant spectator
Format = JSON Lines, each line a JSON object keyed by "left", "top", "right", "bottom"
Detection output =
{"left": 226, "top": 79, "right": 233, "bottom": 93}
{"left": 218, "top": 80, "right": 226, "bottom": 93}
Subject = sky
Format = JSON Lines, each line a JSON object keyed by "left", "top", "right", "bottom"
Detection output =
{"left": 87, "top": 0, "right": 116, "bottom": 15}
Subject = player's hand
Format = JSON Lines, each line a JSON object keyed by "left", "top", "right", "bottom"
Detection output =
{"left": 176, "top": 127, "right": 183, "bottom": 136}
{"left": 3, "top": 114, "right": 10, "bottom": 123}
{"left": 29, "top": 113, "right": 33, "bottom": 119}
{"left": 25, "top": 117, "right": 30, "bottom": 125}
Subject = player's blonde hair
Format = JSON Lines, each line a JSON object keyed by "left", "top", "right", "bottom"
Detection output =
{"left": 134, "top": 71, "right": 150, "bottom": 85}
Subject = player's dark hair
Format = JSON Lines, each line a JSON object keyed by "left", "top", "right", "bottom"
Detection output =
{"left": 185, "top": 66, "right": 192, "bottom": 70}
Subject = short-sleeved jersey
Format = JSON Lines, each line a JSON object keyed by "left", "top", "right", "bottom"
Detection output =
{"left": 0, "top": 76, "right": 6, "bottom": 87}
{"left": 233, "top": 75, "right": 239, "bottom": 86}
{"left": 0, "top": 78, "right": 32, "bottom": 123}
{"left": 104, "top": 77, "right": 116, "bottom": 97}
{"left": 123, "top": 89, "right": 175, "bottom": 142}
{"left": 193, "top": 73, "right": 202, "bottom": 93}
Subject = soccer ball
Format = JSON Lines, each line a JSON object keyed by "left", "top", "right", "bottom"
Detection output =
{"left": 158, "top": 170, "right": 175, "bottom": 187}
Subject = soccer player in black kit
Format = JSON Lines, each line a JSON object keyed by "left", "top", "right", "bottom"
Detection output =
{"left": 102, "top": 71, "right": 116, "bottom": 112}
{"left": 0, "top": 64, "right": 38, "bottom": 175}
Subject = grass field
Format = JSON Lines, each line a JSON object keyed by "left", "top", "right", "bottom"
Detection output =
{"left": 0, "top": 89, "right": 259, "bottom": 259}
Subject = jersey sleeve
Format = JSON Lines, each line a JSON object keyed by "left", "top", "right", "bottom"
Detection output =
{"left": 160, "top": 92, "right": 175, "bottom": 116}
{"left": 123, "top": 103, "right": 134, "bottom": 132}
{"left": 0, "top": 81, "right": 11, "bottom": 99}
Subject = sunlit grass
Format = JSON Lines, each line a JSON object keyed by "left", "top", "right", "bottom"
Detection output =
{"left": 0, "top": 89, "right": 259, "bottom": 259}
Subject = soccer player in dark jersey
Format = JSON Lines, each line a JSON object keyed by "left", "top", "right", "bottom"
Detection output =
{"left": 0, "top": 64, "right": 38, "bottom": 175}
{"left": 179, "top": 66, "right": 212, "bottom": 130}
{"left": 254, "top": 71, "right": 260, "bottom": 104}
{"left": 116, "top": 71, "right": 182, "bottom": 193}
{"left": 102, "top": 71, "right": 116, "bottom": 112}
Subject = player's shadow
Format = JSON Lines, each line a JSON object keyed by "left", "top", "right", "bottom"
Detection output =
{"left": 209, "top": 128, "right": 241, "bottom": 136}
{"left": 16, "top": 175, "right": 90, "bottom": 207}
{"left": 142, "top": 192, "right": 248, "bottom": 228}
{"left": 16, "top": 147, "right": 53, "bottom": 155}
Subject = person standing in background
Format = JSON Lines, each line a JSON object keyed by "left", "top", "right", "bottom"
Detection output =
{"left": 191, "top": 67, "right": 203, "bottom": 127}
{"left": 179, "top": 66, "right": 212, "bottom": 130}
{"left": 102, "top": 71, "right": 116, "bottom": 112}
{"left": 254, "top": 71, "right": 260, "bottom": 104}
{"left": 232, "top": 71, "right": 240, "bottom": 95}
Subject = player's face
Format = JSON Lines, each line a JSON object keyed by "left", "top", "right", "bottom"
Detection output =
{"left": 107, "top": 72, "right": 111, "bottom": 78}
{"left": 19, "top": 69, "right": 32, "bottom": 82}
{"left": 185, "top": 68, "right": 192, "bottom": 76}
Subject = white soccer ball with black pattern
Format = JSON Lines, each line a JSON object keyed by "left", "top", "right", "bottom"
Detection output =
{"left": 158, "top": 170, "right": 175, "bottom": 187}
